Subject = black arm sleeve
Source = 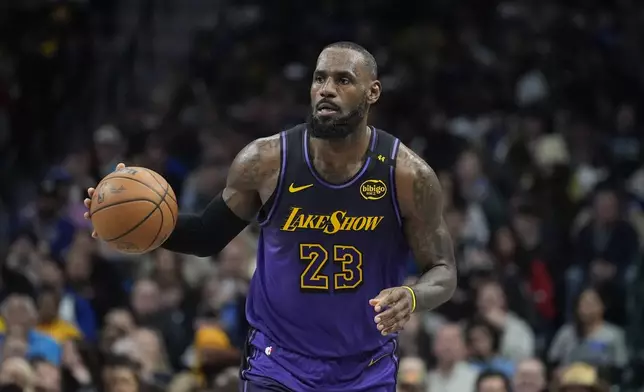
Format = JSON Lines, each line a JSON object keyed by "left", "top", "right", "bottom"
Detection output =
{"left": 161, "top": 193, "right": 250, "bottom": 257}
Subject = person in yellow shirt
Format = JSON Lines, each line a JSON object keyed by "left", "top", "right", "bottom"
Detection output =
{"left": 35, "top": 286, "right": 82, "bottom": 343}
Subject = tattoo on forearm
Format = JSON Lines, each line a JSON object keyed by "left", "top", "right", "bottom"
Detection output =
{"left": 398, "top": 146, "right": 457, "bottom": 311}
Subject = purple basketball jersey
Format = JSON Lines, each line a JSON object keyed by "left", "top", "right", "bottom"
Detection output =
{"left": 247, "top": 125, "right": 409, "bottom": 359}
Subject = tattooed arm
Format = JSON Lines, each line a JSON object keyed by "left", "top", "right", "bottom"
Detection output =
{"left": 396, "top": 145, "right": 457, "bottom": 310}
{"left": 160, "top": 135, "right": 281, "bottom": 256}
{"left": 370, "top": 144, "right": 457, "bottom": 335}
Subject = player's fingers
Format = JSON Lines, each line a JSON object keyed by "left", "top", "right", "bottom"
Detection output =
{"left": 84, "top": 198, "right": 91, "bottom": 208}
{"left": 87, "top": 187, "right": 95, "bottom": 197}
{"left": 91, "top": 231, "right": 98, "bottom": 239}
{"left": 374, "top": 300, "right": 406, "bottom": 323}
{"left": 374, "top": 289, "right": 405, "bottom": 312}
{"left": 381, "top": 315, "right": 411, "bottom": 336}
{"left": 83, "top": 212, "right": 90, "bottom": 220}
{"left": 369, "top": 288, "right": 394, "bottom": 310}
{"left": 115, "top": 163, "right": 126, "bottom": 170}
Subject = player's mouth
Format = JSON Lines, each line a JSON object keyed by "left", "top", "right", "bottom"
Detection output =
{"left": 316, "top": 102, "right": 340, "bottom": 115}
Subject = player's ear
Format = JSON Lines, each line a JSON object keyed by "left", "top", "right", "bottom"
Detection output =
{"left": 367, "top": 80, "right": 381, "bottom": 105}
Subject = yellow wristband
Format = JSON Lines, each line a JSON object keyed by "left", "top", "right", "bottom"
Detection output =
{"left": 401, "top": 286, "right": 416, "bottom": 313}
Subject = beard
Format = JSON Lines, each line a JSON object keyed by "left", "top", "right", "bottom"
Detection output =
{"left": 307, "top": 97, "right": 368, "bottom": 140}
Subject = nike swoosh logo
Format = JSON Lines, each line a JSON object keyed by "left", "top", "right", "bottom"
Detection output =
{"left": 288, "top": 183, "right": 313, "bottom": 193}
{"left": 368, "top": 353, "right": 390, "bottom": 367}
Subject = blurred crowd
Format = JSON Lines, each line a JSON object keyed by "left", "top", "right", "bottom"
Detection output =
{"left": 1, "top": 0, "right": 644, "bottom": 391}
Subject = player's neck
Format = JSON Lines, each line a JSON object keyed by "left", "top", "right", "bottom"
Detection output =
{"left": 309, "top": 125, "right": 371, "bottom": 164}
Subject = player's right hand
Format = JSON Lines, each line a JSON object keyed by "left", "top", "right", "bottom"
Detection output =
{"left": 84, "top": 163, "right": 126, "bottom": 238}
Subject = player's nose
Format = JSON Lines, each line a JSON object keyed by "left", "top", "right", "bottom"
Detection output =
{"left": 318, "top": 79, "right": 338, "bottom": 98}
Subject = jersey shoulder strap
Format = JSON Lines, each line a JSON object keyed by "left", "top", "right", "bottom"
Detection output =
{"left": 366, "top": 128, "right": 402, "bottom": 226}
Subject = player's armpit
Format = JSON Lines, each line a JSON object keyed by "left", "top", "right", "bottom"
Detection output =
{"left": 395, "top": 145, "right": 457, "bottom": 312}
{"left": 162, "top": 136, "right": 281, "bottom": 257}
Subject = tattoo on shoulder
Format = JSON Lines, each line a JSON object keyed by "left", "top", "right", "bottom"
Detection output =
{"left": 224, "top": 134, "right": 281, "bottom": 220}
{"left": 395, "top": 145, "right": 442, "bottom": 223}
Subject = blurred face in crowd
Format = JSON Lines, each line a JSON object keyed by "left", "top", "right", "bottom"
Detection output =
{"left": 511, "top": 212, "right": 539, "bottom": 244}
{"left": 39, "top": 260, "right": 64, "bottom": 290}
{"left": 0, "top": 357, "right": 34, "bottom": 390}
{"left": 2, "top": 335, "right": 28, "bottom": 359}
{"left": 1, "top": 296, "right": 37, "bottom": 332}
{"left": 433, "top": 324, "right": 467, "bottom": 365}
{"left": 493, "top": 227, "right": 516, "bottom": 259}
{"left": 477, "top": 282, "right": 506, "bottom": 314}
{"left": 219, "top": 238, "right": 251, "bottom": 278}
{"left": 37, "top": 290, "right": 61, "bottom": 324}
{"left": 65, "top": 248, "right": 92, "bottom": 284}
{"left": 154, "top": 249, "right": 181, "bottom": 287}
{"left": 101, "top": 309, "right": 136, "bottom": 352}
{"left": 478, "top": 375, "right": 508, "bottom": 392}
{"left": 33, "top": 360, "right": 60, "bottom": 392}
{"left": 63, "top": 151, "right": 92, "bottom": 179}
{"left": 513, "top": 359, "right": 546, "bottom": 392}
{"left": 593, "top": 190, "right": 619, "bottom": 224}
{"left": 110, "top": 366, "right": 138, "bottom": 392}
{"left": 577, "top": 289, "right": 604, "bottom": 325}
{"left": 397, "top": 357, "right": 426, "bottom": 392}
{"left": 468, "top": 325, "right": 495, "bottom": 359}
{"left": 308, "top": 47, "right": 378, "bottom": 140}
{"left": 455, "top": 150, "right": 482, "bottom": 183}
{"left": 131, "top": 280, "right": 161, "bottom": 318}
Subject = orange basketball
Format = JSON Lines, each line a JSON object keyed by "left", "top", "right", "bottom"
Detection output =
{"left": 90, "top": 167, "right": 178, "bottom": 254}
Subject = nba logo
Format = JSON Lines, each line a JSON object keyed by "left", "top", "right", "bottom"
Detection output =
{"left": 265, "top": 346, "right": 273, "bottom": 356}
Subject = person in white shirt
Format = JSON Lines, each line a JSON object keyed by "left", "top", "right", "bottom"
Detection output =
{"left": 428, "top": 324, "right": 479, "bottom": 392}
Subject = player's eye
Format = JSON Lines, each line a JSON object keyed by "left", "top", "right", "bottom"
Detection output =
{"left": 339, "top": 78, "right": 351, "bottom": 85}
{"left": 314, "top": 76, "right": 325, "bottom": 84}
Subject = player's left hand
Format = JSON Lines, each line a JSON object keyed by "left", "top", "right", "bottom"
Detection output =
{"left": 369, "top": 287, "right": 414, "bottom": 336}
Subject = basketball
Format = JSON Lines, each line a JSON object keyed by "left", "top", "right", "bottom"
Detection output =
{"left": 89, "top": 167, "right": 178, "bottom": 254}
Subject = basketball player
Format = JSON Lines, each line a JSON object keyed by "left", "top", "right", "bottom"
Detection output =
{"left": 84, "top": 42, "right": 457, "bottom": 391}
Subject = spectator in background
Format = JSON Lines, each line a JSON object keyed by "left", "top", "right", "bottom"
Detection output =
{"left": 455, "top": 149, "right": 506, "bottom": 233}
{"left": 548, "top": 287, "right": 627, "bottom": 385}
{"left": 568, "top": 188, "right": 639, "bottom": 326}
{"left": 513, "top": 358, "right": 547, "bottom": 392}
{"left": 0, "top": 295, "right": 61, "bottom": 365}
{"left": 99, "top": 309, "right": 136, "bottom": 355}
{"left": 0, "top": 357, "right": 35, "bottom": 392}
{"left": 65, "top": 231, "right": 126, "bottom": 321}
{"left": 476, "top": 370, "right": 512, "bottom": 392}
{"left": 148, "top": 249, "right": 199, "bottom": 337}
{"left": 93, "top": 125, "right": 127, "bottom": 179}
{"left": 476, "top": 280, "right": 535, "bottom": 361}
{"left": 1, "top": 234, "right": 37, "bottom": 302}
{"left": 490, "top": 224, "right": 554, "bottom": 333}
{"left": 101, "top": 355, "right": 141, "bottom": 392}
{"left": 35, "top": 285, "right": 82, "bottom": 343}
{"left": 31, "top": 357, "right": 60, "bottom": 392}
{"left": 1, "top": 334, "right": 28, "bottom": 360}
{"left": 129, "top": 279, "right": 188, "bottom": 371}
{"left": 38, "top": 259, "right": 97, "bottom": 343}
{"left": 556, "top": 363, "right": 606, "bottom": 392}
{"left": 396, "top": 357, "right": 427, "bottom": 392}
{"left": 466, "top": 317, "right": 516, "bottom": 378}
{"left": 15, "top": 180, "right": 76, "bottom": 259}
{"left": 428, "top": 323, "right": 479, "bottom": 392}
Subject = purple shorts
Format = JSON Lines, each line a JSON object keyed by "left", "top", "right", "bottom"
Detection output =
{"left": 240, "top": 329, "right": 398, "bottom": 392}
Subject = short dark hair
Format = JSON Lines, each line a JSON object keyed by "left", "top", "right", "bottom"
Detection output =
{"left": 323, "top": 41, "right": 378, "bottom": 79}
{"left": 476, "top": 369, "right": 512, "bottom": 392}
{"left": 466, "top": 317, "right": 502, "bottom": 354}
